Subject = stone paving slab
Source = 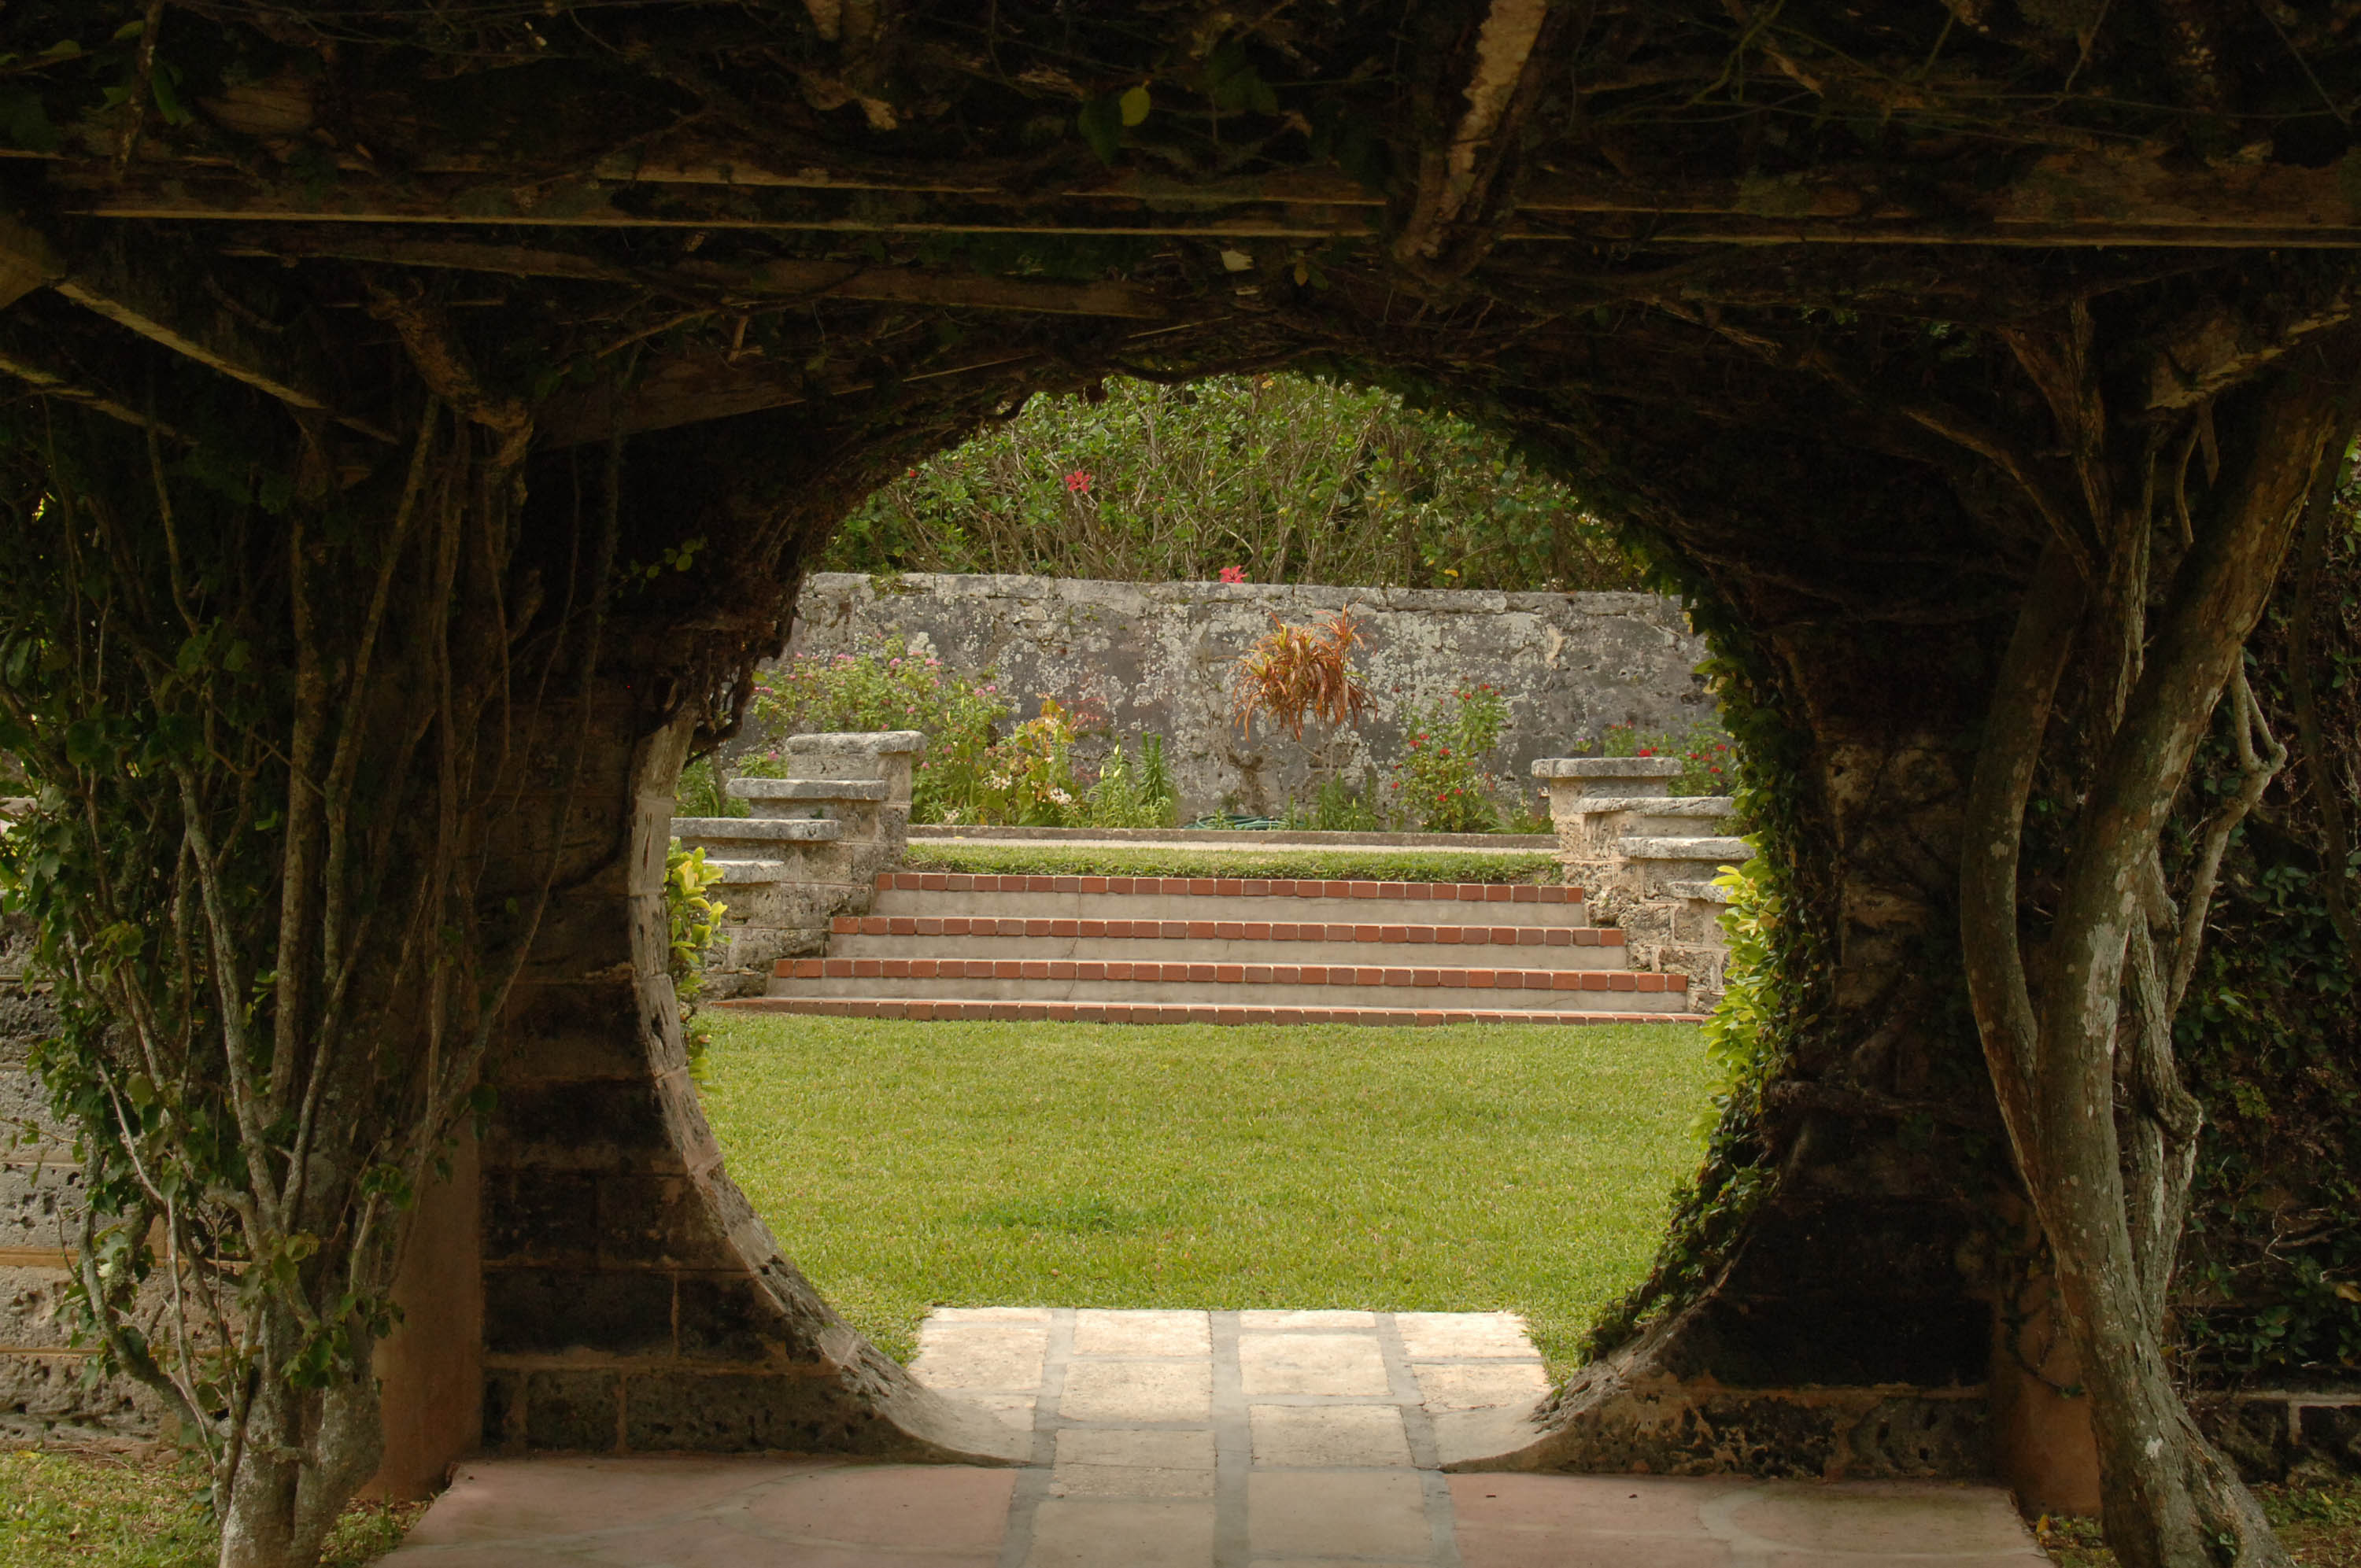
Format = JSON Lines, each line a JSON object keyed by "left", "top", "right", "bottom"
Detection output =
{"left": 380, "top": 1308, "right": 2051, "bottom": 1566}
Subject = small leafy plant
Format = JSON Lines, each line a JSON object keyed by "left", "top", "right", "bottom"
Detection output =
{"left": 1280, "top": 777, "right": 1383, "bottom": 832}
{"left": 1083, "top": 732, "right": 1178, "bottom": 828}
{"left": 1384, "top": 684, "right": 1508, "bottom": 833}
{"left": 1232, "top": 608, "right": 1370, "bottom": 740}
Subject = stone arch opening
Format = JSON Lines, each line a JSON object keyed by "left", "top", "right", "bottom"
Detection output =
{"left": 415, "top": 347, "right": 2033, "bottom": 1500}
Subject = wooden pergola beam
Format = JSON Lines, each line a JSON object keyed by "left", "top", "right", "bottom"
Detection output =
{"left": 0, "top": 323, "right": 189, "bottom": 437}
{"left": 39, "top": 146, "right": 2361, "bottom": 249}
{"left": 227, "top": 234, "right": 1173, "bottom": 318}
{"left": 0, "top": 212, "right": 393, "bottom": 441}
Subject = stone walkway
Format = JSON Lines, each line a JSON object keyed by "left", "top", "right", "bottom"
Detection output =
{"left": 382, "top": 1308, "right": 2052, "bottom": 1566}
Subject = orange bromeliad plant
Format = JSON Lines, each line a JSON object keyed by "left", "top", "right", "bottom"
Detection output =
{"left": 1230, "top": 608, "right": 1371, "bottom": 740}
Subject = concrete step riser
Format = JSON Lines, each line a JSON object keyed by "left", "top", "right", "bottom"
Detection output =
{"left": 722, "top": 997, "right": 1707, "bottom": 1027}
{"left": 827, "top": 932, "right": 1633, "bottom": 968}
{"left": 772, "top": 974, "right": 1694, "bottom": 1009}
{"left": 870, "top": 891, "right": 1588, "bottom": 926}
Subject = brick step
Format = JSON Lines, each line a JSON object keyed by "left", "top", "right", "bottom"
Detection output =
{"left": 870, "top": 873, "right": 1585, "bottom": 927}
{"left": 768, "top": 957, "right": 1692, "bottom": 1010}
{"left": 827, "top": 915, "right": 1631, "bottom": 968}
{"left": 719, "top": 996, "right": 1707, "bottom": 1028}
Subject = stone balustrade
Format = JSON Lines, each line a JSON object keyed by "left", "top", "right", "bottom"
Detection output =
{"left": 1533, "top": 755, "right": 1752, "bottom": 1010}
{"left": 674, "top": 731, "right": 923, "bottom": 995}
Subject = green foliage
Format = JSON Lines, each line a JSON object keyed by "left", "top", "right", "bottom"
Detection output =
{"left": 676, "top": 754, "right": 738, "bottom": 818}
{"left": 820, "top": 374, "right": 1645, "bottom": 592}
{"left": 745, "top": 638, "right": 1008, "bottom": 824}
{"left": 664, "top": 844, "right": 727, "bottom": 1004}
{"left": 2163, "top": 550, "right": 2361, "bottom": 1384}
{"left": 973, "top": 695, "right": 1085, "bottom": 826}
{"left": 1280, "top": 777, "right": 1384, "bottom": 832}
{"left": 1383, "top": 685, "right": 1507, "bottom": 833}
{"left": 1694, "top": 854, "right": 1779, "bottom": 1138}
{"left": 1577, "top": 558, "right": 1825, "bottom": 1358}
{"left": 1083, "top": 733, "right": 1179, "bottom": 828}
{"left": 1598, "top": 720, "right": 1741, "bottom": 796}
{"left": 733, "top": 640, "right": 1182, "bottom": 830}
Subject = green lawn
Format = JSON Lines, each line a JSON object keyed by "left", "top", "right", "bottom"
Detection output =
{"left": 696, "top": 1014, "right": 1713, "bottom": 1374}
{"left": 0, "top": 1449, "right": 422, "bottom": 1568}
{"left": 897, "top": 844, "right": 1562, "bottom": 883}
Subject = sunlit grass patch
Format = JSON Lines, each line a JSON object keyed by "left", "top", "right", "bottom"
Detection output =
{"left": 0, "top": 1448, "right": 423, "bottom": 1567}
{"left": 696, "top": 1013, "right": 1713, "bottom": 1376}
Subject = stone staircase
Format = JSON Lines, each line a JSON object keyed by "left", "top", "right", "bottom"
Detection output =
{"left": 1533, "top": 755, "right": 1755, "bottom": 1008}
{"left": 722, "top": 871, "right": 1705, "bottom": 1026}
{"left": 673, "top": 730, "right": 923, "bottom": 992}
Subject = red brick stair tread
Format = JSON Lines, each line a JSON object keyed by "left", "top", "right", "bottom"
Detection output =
{"left": 777, "top": 955, "right": 1686, "bottom": 992}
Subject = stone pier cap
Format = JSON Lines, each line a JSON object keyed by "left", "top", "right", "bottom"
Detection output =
{"left": 789, "top": 731, "right": 926, "bottom": 757}
{"left": 1532, "top": 756, "right": 1683, "bottom": 798}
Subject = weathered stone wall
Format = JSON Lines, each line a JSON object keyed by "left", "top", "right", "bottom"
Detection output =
{"left": 0, "top": 921, "right": 169, "bottom": 1448}
{"left": 783, "top": 574, "right": 1716, "bottom": 818}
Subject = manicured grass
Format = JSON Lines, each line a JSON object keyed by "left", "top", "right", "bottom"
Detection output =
{"left": 899, "top": 843, "right": 1563, "bottom": 884}
{"left": 0, "top": 1448, "right": 423, "bottom": 1567}
{"left": 696, "top": 1013, "right": 1712, "bottom": 1375}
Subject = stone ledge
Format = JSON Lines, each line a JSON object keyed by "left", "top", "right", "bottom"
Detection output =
{"left": 674, "top": 817, "right": 844, "bottom": 843}
{"left": 1552, "top": 795, "right": 1736, "bottom": 817}
{"left": 1664, "top": 880, "right": 1735, "bottom": 903}
{"left": 906, "top": 825, "right": 1557, "bottom": 848}
{"left": 1620, "top": 836, "right": 1752, "bottom": 861}
{"left": 1532, "top": 757, "right": 1683, "bottom": 780}
{"left": 730, "top": 778, "right": 891, "bottom": 801}
{"left": 786, "top": 731, "right": 926, "bottom": 757}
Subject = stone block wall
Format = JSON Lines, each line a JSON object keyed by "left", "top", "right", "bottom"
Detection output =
{"left": 0, "top": 925, "right": 171, "bottom": 1448}
{"left": 784, "top": 574, "right": 1716, "bottom": 818}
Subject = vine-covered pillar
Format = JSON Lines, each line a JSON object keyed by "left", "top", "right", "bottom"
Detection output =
{"left": 463, "top": 662, "right": 1024, "bottom": 1459}
{"left": 1441, "top": 414, "right": 2049, "bottom": 1488}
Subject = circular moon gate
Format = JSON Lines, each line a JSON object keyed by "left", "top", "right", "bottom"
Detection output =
{"left": 1, "top": 9, "right": 2353, "bottom": 1560}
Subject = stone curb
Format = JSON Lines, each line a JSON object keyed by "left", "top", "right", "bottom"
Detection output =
{"left": 876, "top": 873, "right": 1580, "bottom": 902}
{"left": 716, "top": 998, "right": 1709, "bottom": 1027}
{"left": 907, "top": 825, "right": 1557, "bottom": 848}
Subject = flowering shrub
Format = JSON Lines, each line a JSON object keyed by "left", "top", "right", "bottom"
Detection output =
{"left": 1385, "top": 684, "right": 1508, "bottom": 833}
{"left": 1599, "top": 721, "right": 1738, "bottom": 796}
{"left": 747, "top": 636, "right": 1009, "bottom": 822}
{"left": 974, "top": 695, "right": 1084, "bottom": 826}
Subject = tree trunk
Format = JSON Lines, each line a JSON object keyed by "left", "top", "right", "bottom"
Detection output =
{"left": 216, "top": 1308, "right": 385, "bottom": 1568}
{"left": 1962, "top": 362, "right": 2343, "bottom": 1567}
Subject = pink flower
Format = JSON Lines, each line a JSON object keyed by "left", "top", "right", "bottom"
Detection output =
{"left": 1065, "top": 470, "right": 1093, "bottom": 494}
{"left": 1219, "top": 565, "right": 1247, "bottom": 584}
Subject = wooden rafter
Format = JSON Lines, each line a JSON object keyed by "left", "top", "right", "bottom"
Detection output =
{"left": 32, "top": 146, "right": 2361, "bottom": 249}
{"left": 0, "top": 212, "right": 392, "bottom": 441}
{"left": 226, "top": 234, "right": 1173, "bottom": 318}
